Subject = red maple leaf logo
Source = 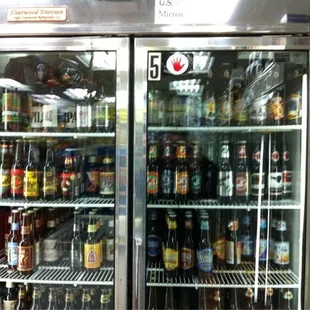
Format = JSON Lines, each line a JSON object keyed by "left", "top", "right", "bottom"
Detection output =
{"left": 171, "top": 57, "right": 185, "bottom": 72}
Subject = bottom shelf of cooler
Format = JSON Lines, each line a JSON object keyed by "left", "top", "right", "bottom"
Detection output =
{"left": 0, "top": 257, "right": 114, "bottom": 285}
{"left": 146, "top": 262, "right": 299, "bottom": 288}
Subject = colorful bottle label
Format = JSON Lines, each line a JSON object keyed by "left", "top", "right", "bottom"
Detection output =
{"left": 241, "top": 235, "right": 254, "bottom": 256}
{"left": 2, "top": 92, "right": 21, "bottom": 123}
{"left": 43, "top": 238, "right": 59, "bottom": 262}
{"left": 160, "top": 169, "right": 173, "bottom": 195}
{"left": 181, "top": 247, "right": 195, "bottom": 270}
{"left": 23, "top": 171, "right": 39, "bottom": 197}
{"left": 218, "top": 171, "right": 233, "bottom": 197}
{"left": 274, "top": 241, "right": 290, "bottom": 265}
{"left": 197, "top": 248, "right": 213, "bottom": 272}
{"left": 85, "top": 170, "right": 99, "bottom": 194}
{"left": 43, "top": 170, "right": 57, "bottom": 196}
{"left": 99, "top": 171, "right": 115, "bottom": 196}
{"left": 163, "top": 248, "right": 179, "bottom": 270}
{"left": 250, "top": 102, "right": 267, "bottom": 122}
{"left": 283, "top": 170, "right": 292, "bottom": 194}
{"left": 270, "top": 172, "right": 283, "bottom": 196}
{"left": 147, "top": 234, "right": 161, "bottom": 257}
{"left": 235, "top": 172, "right": 249, "bottom": 196}
{"left": 43, "top": 105, "right": 58, "bottom": 128}
{"left": 147, "top": 171, "right": 159, "bottom": 195}
{"left": 7, "top": 241, "right": 18, "bottom": 266}
{"left": 190, "top": 171, "right": 202, "bottom": 194}
{"left": 268, "top": 95, "right": 284, "bottom": 121}
{"left": 0, "top": 169, "right": 10, "bottom": 196}
{"left": 287, "top": 93, "right": 302, "bottom": 121}
{"left": 60, "top": 172, "right": 76, "bottom": 198}
{"left": 213, "top": 238, "right": 226, "bottom": 261}
{"left": 84, "top": 242, "right": 101, "bottom": 269}
{"left": 225, "top": 240, "right": 241, "bottom": 265}
{"left": 259, "top": 239, "right": 268, "bottom": 261}
{"left": 60, "top": 107, "right": 76, "bottom": 129}
{"left": 175, "top": 171, "right": 189, "bottom": 195}
{"left": 10, "top": 168, "right": 24, "bottom": 195}
{"left": 233, "top": 98, "right": 248, "bottom": 122}
{"left": 250, "top": 172, "right": 265, "bottom": 196}
{"left": 17, "top": 245, "right": 33, "bottom": 271}
{"left": 204, "top": 96, "right": 216, "bottom": 121}
{"left": 218, "top": 96, "right": 232, "bottom": 121}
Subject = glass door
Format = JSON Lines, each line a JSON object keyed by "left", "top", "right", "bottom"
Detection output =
{"left": 0, "top": 37, "right": 129, "bottom": 310}
{"left": 134, "top": 37, "right": 308, "bottom": 310}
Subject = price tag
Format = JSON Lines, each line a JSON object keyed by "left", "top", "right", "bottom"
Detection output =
{"left": 148, "top": 52, "right": 162, "bottom": 81}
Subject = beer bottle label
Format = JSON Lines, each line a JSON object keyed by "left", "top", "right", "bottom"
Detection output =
{"left": 0, "top": 169, "right": 11, "bottom": 196}
{"left": 7, "top": 241, "right": 18, "bottom": 266}
{"left": 204, "top": 97, "right": 216, "bottom": 121}
{"left": 283, "top": 170, "right": 292, "bottom": 194}
{"left": 65, "top": 294, "right": 74, "bottom": 303}
{"left": 30, "top": 106, "right": 43, "bottom": 128}
{"left": 233, "top": 98, "right": 248, "bottom": 122}
{"left": 99, "top": 171, "right": 115, "bottom": 196}
{"left": 235, "top": 172, "right": 249, "bottom": 196}
{"left": 60, "top": 107, "right": 76, "bottom": 129}
{"left": 190, "top": 171, "right": 202, "bottom": 194}
{"left": 225, "top": 241, "right": 241, "bottom": 265}
{"left": 181, "top": 247, "right": 195, "bottom": 270}
{"left": 250, "top": 173, "right": 265, "bottom": 196}
{"left": 218, "top": 171, "right": 233, "bottom": 197}
{"left": 283, "top": 291, "right": 293, "bottom": 300}
{"left": 10, "top": 168, "right": 24, "bottom": 195}
{"left": 85, "top": 170, "right": 99, "bottom": 193}
{"left": 147, "top": 171, "right": 159, "bottom": 195}
{"left": 175, "top": 171, "right": 189, "bottom": 195}
{"left": 287, "top": 93, "right": 302, "bottom": 121}
{"left": 60, "top": 172, "right": 76, "bottom": 198}
{"left": 218, "top": 96, "right": 232, "bottom": 121}
{"left": 269, "top": 172, "right": 283, "bottom": 196}
{"left": 259, "top": 238, "right": 267, "bottom": 261}
{"left": 101, "top": 295, "right": 110, "bottom": 304}
{"left": 2, "top": 92, "right": 21, "bottom": 123}
{"left": 17, "top": 245, "right": 33, "bottom": 271}
{"left": 250, "top": 101, "right": 267, "bottom": 122}
{"left": 77, "top": 105, "right": 89, "bottom": 128}
{"left": 82, "top": 293, "right": 91, "bottom": 302}
{"left": 213, "top": 238, "right": 225, "bottom": 261}
{"left": 184, "top": 95, "right": 202, "bottom": 126}
{"left": 147, "top": 234, "right": 161, "bottom": 257}
{"left": 42, "top": 105, "right": 58, "bottom": 128}
{"left": 84, "top": 242, "right": 101, "bottom": 268}
{"left": 160, "top": 169, "right": 173, "bottom": 195}
{"left": 23, "top": 171, "right": 39, "bottom": 197}
{"left": 71, "top": 242, "right": 83, "bottom": 267}
{"left": 197, "top": 247, "right": 213, "bottom": 272}
{"left": 106, "top": 238, "right": 114, "bottom": 261}
{"left": 268, "top": 95, "right": 284, "bottom": 121}
{"left": 3, "top": 299, "right": 17, "bottom": 310}
{"left": 274, "top": 241, "right": 290, "bottom": 265}
{"left": 43, "top": 238, "right": 59, "bottom": 262}
{"left": 163, "top": 248, "right": 179, "bottom": 270}
{"left": 241, "top": 235, "right": 254, "bottom": 256}
{"left": 43, "top": 170, "right": 57, "bottom": 195}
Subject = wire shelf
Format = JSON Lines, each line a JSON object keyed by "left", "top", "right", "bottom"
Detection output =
{"left": 146, "top": 262, "right": 299, "bottom": 288}
{"left": 0, "top": 132, "right": 115, "bottom": 138}
{"left": 147, "top": 199, "right": 300, "bottom": 210}
{"left": 0, "top": 197, "right": 114, "bottom": 208}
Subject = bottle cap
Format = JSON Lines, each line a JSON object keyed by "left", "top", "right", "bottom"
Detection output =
{"left": 6, "top": 281, "right": 14, "bottom": 288}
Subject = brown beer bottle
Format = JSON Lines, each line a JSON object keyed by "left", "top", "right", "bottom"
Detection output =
{"left": 213, "top": 210, "right": 226, "bottom": 267}
{"left": 17, "top": 213, "right": 33, "bottom": 275}
{"left": 24, "top": 140, "right": 40, "bottom": 201}
{"left": 16, "top": 284, "right": 27, "bottom": 310}
{"left": 189, "top": 142, "right": 203, "bottom": 200}
{"left": 0, "top": 142, "right": 12, "bottom": 198}
{"left": 10, "top": 139, "right": 24, "bottom": 199}
{"left": 30, "top": 286, "right": 42, "bottom": 310}
{"left": 43, "top": 140, "right": 57, "bottom": 200}
{"left": 147, "top": 141, "right": 159, "bottom": 202}
{"left": 160, "top": 140, "right": 174, "bottom": 199}
{"left": 243, "top": 288, "right": 254, "bottom": 310}
{"left": 225, "top": 216, "right": 241, "bottom": 270}
{"left": 99, "top": 155, "right": 115, "bottom": 199}
{"left": 175, "top": 141, "right": 189, "bottom": 202}
{"left": 7, "top": 209, "right": 20, "bottom": 272}
{"left": 3, "top": 281, "right": 17, "bottom": 310}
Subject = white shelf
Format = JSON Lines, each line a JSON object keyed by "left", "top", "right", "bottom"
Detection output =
{"left": 0, "top": 132, "right": 115, "bottom": 138}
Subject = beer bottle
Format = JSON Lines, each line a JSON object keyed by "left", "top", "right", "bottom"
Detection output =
{"left": 163, "top": 214, "right": 178, "bottom": 279}
{"left": 259, "top": 215, "right": 268, "bottom": 266}
{"left": 17, "top": 213, "right": 33, "bottom": 275}
{"left": 235, "top": 141, "right": 249, "bottom": 203}
{"left": 225, "top": 217, "right": 241, "bottom": 270}
{"left": 181, "top": 213, "right": 195, "bottom": 277}
{"left": 30, "top": 287, "right": 42, "bottom": 310}
{"left": 47, "top": 287, "right": 57, "bottom": 310}
{"left": 241, "top": 211, "right": 254, "bottom": 262}
{"left": 265, "top": 288, "right": 274, "bottom": 310}
{"left": 228, "top": 288, "right": 239, "bottom": 309}
{"left": 269, "top": 134, "right": 283, "bottom": 200}
{"left": 24, "top": 140, "right": 40, "bottom": 201}
{"left": 282, "top": 141, "right": 292, "bottom": 199}
{"left": 7, "top": 209, "right": 20, "bottom": 272}
{"left": 76, "top": 95, "right": 93, "bottom": 133}
{"left": 218, "top": 141, "right": 233, "bottom": 204}
{"left": 280, "top": 289, "right": 293, "bottom": 310}
{"left": 10, "top": 139, "right": 24, "bottom": 199}
{"left": 27, "top": 210, "right": 37, "bottom": 268}
{"left": 30, "top": 98, "right": 43, "bottom": 132}
{"left": 213, "top": 210, "right": 226, "bottom": 267}
{"left": 268, "top": 90, "right": 284, "bottom": 126}
{"left": 43, "top": 140, "right": 57, "bottom": 200}
{"left": 147, "top": 210, "right": 161, "bottom": 263}
{"left": 57, "top": 286, "right": 65, "bottom": 310}
{"left": 64, "top": 288, "right": 74, "bottom": 310}
{"left": 202, "top": 88, "right": 216, "bottom": 126}
{"left": 197, "top": 213, "right": 213, "bottom": 279}
{"left": 42, "top": 102, "right": 58, "bottom": 133}
{"left": 99, "top": 155, "right": 115, "bottom": 198}
{"left": 106, "top": 220, "right": 115, "bottom": 262}
{"left": 3, "top": 281, "right": 17, "bottom": 310}
{"left": 174, "top": 141, "right": 189, "bottom": 202}
{"left": 71, "top": 211, "right": 83, "bottom": 270}
{"left": 2, "top": 89, "right": 22, "bottom": 132}
{"left": 147, "top": 141, "right": 159, "bottom": 202}
{"left": 33, "top": 208, "right": 41, "bottom": 269}
{"left": 85, "top": 155, "right": 99, "bottom": 196}
{"left": 61, "top": 149, "right": 77, "bottom": 200}
{"left": 160, "top": 140, "right": 174, "bottom": 200}
{"left": 250, "top": 136, "right": 265, "bottom": 201}
{"left": 274, "top": 215, "right": 290, "bottom": 270}
{"left": 100, "top": 289, "right": 111, "bottom": 310}
{"left": 147, "top": 287, "right": 158, "bottom": 310}
{"left": 84, "top": 212, "right": 101, "bottom": 271}
{"left": 243, "top": 288, "right": 254, "bottom": 310}
{"left": 16, "top": 284, "right": 27, "bottom": 310}
{"left": 218, "top": 89, "right": 232, "bottom": 126}
{"left": 0, "top": 142, "right": 12, "bottom": 198}
{"left": 204, "top": 139, "right": 218, "bottom": 199}
{"left": 81, "top": 288, "right": 92, "bottom": 310}
{"left": 189, "top": 142, "right": 203, "bottom": 200}
{"left": 164, "top": 286, "right": 175, "bottom": 310}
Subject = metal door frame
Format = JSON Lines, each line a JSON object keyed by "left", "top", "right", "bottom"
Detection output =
{"left": 133, "top": 36, "right": 310, "bottom": 310}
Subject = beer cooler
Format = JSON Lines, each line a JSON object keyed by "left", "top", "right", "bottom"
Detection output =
{"left": 0, "top": 37, "right": 129, "bottom": 310}
{"left": 133, "top": 37, "right": 309, "bottom": 309}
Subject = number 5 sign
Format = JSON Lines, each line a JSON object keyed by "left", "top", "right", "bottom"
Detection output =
{"left": 148, "top": 52, "right": 162, "bottom": 81}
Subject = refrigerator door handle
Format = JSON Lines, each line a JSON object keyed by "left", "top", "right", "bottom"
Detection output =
{"left": 135, "top": 237, "right": 142, "bottom": 299}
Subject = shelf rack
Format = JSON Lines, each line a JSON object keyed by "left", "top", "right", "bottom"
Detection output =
{"left": 0, "top": 132, "right": 115, "bottom": 138}
{"left": 148, "top": 125, "right": 302, "bottom": 133}
{"left": 146, "top": 262, "right": 299, "bottom": 288}
{"left": 0, "top": 197, "right": 114, "bottom": 208}
{"left": 147, "top": 199, "right": 301, "bottom": 210}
